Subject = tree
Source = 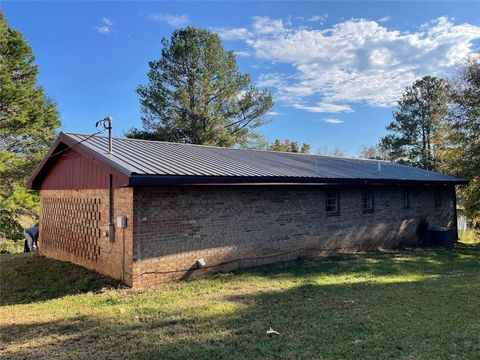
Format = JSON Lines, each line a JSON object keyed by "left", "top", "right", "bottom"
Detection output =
{"left": 300, "top": 143, "right": 311, "bottom": 154}
{"left": 0, "top": 12, "right": 60, "bottom": 240}
{"left": 316, "top": 146, "right": 346, "bottom": 157}
{"left": 380, "top": 76, "right": 450, "bottom": 170}
{"left": 239, "top": 133, "right": 269, "bottom": 151}
{"left": 439, "top": 55, "right": 480, "bottom": 223}
{"left": 268, "top": 139, "right": 311, "bottom": 153}
{"left": 357, "top": 145, "right": 388, "bottom": 160}
{"left": 127, "top": 27, "right": 273, "bottom": 147}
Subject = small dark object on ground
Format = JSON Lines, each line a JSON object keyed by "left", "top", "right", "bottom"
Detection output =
{"left": 427, "top": 226, "right": 454, "bottom": 247}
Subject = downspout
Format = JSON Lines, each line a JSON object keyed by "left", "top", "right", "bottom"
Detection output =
{"left": 108, "top": 173, "right": 115, "bottom": 242}
{"left": 104, "top": 117, "right": 124, "bottom": 282}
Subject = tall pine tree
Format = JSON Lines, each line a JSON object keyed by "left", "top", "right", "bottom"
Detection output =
{"left": 0, "top": 12, "right": 60, "bottom": 240}
{"left": 127, "top": 27, "right": 273, "bottom": 147}
{"left": 380, "top": 76, "right": 449, "bottom": 170}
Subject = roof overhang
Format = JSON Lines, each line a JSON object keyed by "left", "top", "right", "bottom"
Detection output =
{"left": 128, "top": 175, "right": 469, "bottom": 187}
{"left": 28, "top": 132, "right": 469, "bottom": 190}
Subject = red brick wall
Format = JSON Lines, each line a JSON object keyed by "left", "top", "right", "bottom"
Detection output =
{"left": 39, "top": 184, "right": 456, "bottom": 287}
{"left": 132, "top": 185, "right": 455, "bottom": 287}
{"left": 39, "top": 188, "right": 134, "bottom": 285}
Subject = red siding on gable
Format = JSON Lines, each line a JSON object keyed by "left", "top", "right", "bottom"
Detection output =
{"left": 39, "top": 149, "right": 129, "bottom": 190}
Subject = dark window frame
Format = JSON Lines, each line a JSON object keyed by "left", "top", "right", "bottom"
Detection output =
{"left": 434, "top": 190, "right": 442, "bottom": 208}
{"left": 361, "top": 189, "right": 374, "bottom": 214}
{"left": 325, "top": 189, "right": 340, "bottom": 216}
{"left": 402, "top": 190, "right": 410, "bottom": 210}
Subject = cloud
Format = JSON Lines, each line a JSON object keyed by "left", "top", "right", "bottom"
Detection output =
{"left": 307, "top": 15, "right": 327, "bottom": 23}
{"left": 377, "top": 16, "right": 391, "bottom": 23}
{"left": 267, "top": 111, "right": 283, "bottom": 116}
{"left": 149, "top": 14, "right": 190, "bottom": 27}
{"left": 225, "top": 16, "right": 480, "bottom": 112}
{"left": 95, "top": 17, "right": 113, "bottom": 34}
{"left": 252, "top": 16, "right": 287, "bottom": 35}
{"left": 234, "top": 50, "right": 251, "bottom": 57}
{"left": 215, "top": 27, "right": 251, "bottom": 40}
{"left": 293, "top": 102, "right": 353, "bottom": 113}
{"left": 320, "top": 118, "right": 344, "bottom": 124}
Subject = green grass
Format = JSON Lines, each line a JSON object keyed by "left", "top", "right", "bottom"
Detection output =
{"left": 1, "top": 238, "right": 480, "bottom": 359}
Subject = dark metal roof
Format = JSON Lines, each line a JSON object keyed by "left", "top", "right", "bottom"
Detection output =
{"left": 37, "top": 132, "right": 466, "bottom": 186}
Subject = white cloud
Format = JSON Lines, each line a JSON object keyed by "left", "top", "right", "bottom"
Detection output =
{"left": 307, "top": 15, "right": 327, "bottom": 23}
{"left": 293, "top": 102, "right": 353, "bottom": 113}
{"left": 95, "top": 17, "right": 113, "bottom": 34}
{"left": 149, "top": 14, "right": 190, "bottom": 27}
{"left": 320, "top": 118, "right": 344, "bottom": 124}
{"left": 101, "top": 17, "right": 113, "bottom": 27}
{"left": 215, "top": 27, "right": 251, "bottom": 40}
{"left": 226, "top": 16, "right": 480, "bottom": 112}
{"left": 377, "top": 16, "right": 391, "bottom": 23}
{"left": 234, "top": 50, "right": 251, "bottom": 57}
{"left": 252, "top": 16, "right": 287, "bottom": 35}
{"left": 267, "top": 111, "right": 283, "bottom": 116}
{"left": 257, "top": 73, "right": 316, "bottom": 104}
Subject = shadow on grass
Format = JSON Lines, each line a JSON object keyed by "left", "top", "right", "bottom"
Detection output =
{"left": 0, "top": 253, "right": 120, "bottom": 306}
{"left": 241, "top": 243, "right": 480, "bottom": 282}
{"left": 1, "top": 243, "right": 479, "bottom": 307}
{"left": 1, "top": 244, "right": 479, "bottom": 359}
{"left": 1, "top": 275, "right": 479, "bottom": 359}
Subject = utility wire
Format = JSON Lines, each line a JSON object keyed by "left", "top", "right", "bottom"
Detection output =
{"left": 132, "top": 244, "right": 362, "bottom": 279}
{"left": 45, "top": 120, "right": 110, "bottom": 161}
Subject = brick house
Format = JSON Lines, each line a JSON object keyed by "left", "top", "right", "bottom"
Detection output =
{"left": 28, "top": 133, "right": 466, "bottom": 287}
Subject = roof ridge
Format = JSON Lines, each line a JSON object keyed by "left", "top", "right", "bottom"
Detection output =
{"left": 63, "top": 132, "right": 389, "bottom": 163}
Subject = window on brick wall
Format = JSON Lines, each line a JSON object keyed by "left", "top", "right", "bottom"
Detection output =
{"left": 402, "top": 190, "right": 410, "bottom": 210}
{"left": 362, "top": 189, "right": 374, "bottom": 213}
{"left": 434, "top": 190, "right": 442, "bottom": 207}
{"left": 326, "top": 189, "right": 340, "bottom": 216}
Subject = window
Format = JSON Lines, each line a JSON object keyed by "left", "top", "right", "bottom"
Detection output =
{"left": 326, "top": 190, "right": 339, "bottom": 215}
{"left": 402, "top": 190, "right": 410, "bottom": 210}
{"left": 362, "top": 190, "right": 374, "bottom": 213}
{"left": 434, "top": 190, "right": 442, "bottom": 207}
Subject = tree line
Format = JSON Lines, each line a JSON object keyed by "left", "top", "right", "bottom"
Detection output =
{"left": 358, "top": 63, "right": 479, "bottom": 223}
{"left": 0, "top": 12, "right": 478, "bottom": 241}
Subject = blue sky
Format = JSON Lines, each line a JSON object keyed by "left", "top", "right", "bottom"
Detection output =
{"left": 3, "top": 1, "right": 480, "bottom": 155}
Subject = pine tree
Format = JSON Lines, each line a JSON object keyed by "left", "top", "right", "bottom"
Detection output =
{"left": 267, "top": 139, "right": 311, "bottom": 153}
{"left": 300, "top": 143, "right": 311, "bottom": 154}
{"left": 127, "top": 27, "right": 273, "bottom": 147}
{"left": 0, "top": 12, "right": 60, "bottom": 240}
{"left": 380, "top": 76, "right": 449, "bottom": 170}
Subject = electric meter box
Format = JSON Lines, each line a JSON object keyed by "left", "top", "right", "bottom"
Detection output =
{"left": 116, "top": 216, "right": 127, "bottom": 228}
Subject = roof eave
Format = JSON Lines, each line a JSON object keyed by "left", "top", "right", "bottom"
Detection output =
{"left": 129, "top": 175, "right": 469, "bottom": 187}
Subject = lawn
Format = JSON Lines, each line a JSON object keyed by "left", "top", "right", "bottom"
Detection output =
{"left": 1, "top": 234, "right": 479, "bottom": 359}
